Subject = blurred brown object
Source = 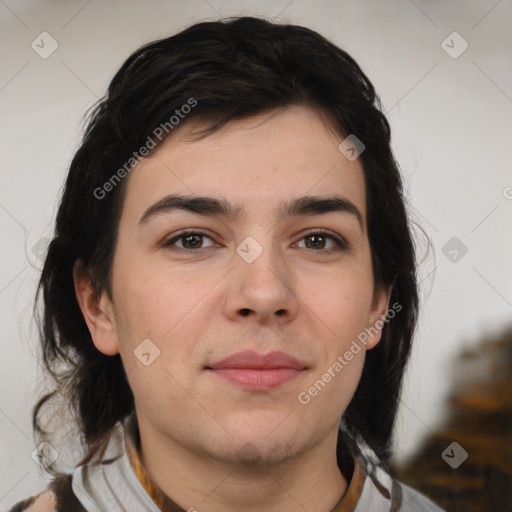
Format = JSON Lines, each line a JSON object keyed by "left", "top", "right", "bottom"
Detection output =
{"left": 393, "top": 329, "right": 512, "bottom": 511}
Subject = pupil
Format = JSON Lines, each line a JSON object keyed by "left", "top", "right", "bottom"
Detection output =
{"left": 184, "top": 235, "right": 201, "bottom": 248}
{"left": 308, "top": 235, "right": 325, "bottom": 249}
{"left": 182, "top": 234, "right": 328, "bottom": 250}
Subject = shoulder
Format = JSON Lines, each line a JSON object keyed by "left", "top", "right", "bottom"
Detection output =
{"left": 7, "top": 475, "right": 86, "bottom": 512}
{"left": 341, "top": 433, "right": 446, "bottom": 512}
{"left": 7, "top": 489, "right": 56, "bottom": 512}
{"left": 398, "top": 482, "right": 446, "bottom": 511}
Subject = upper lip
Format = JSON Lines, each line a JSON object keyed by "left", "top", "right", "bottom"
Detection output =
{"left": 207, "top": 350, "right": 307, "bottom": 370}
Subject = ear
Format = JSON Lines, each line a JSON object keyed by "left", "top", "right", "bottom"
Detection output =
{"left": 73, "top": 260, "right": 120, "bottom": 356}
{"left": 364, "top": 285, "right": 392, "bottom": 350}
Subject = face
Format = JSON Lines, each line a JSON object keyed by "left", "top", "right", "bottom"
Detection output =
{"left": 81, "top": 106, "right": 389, "bottom": 468}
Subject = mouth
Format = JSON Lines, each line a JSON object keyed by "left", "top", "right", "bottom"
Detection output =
{"left": 205, "top": 350, "right": 308, "bottom": 390}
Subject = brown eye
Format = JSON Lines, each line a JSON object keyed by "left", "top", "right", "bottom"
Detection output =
{"left": 181, "top": 234, "right": 203, "bottom": 249}
{"left": 296, "top": 231, "right": 347, "bottom": 252}
{"left": 305, "top": 234, "right": 327, "bottom": 249}
{"left": 164, "top": 231, "right": 217, "bottom": 252}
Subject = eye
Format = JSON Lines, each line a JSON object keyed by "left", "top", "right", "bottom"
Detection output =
{"left": 295, "top": 230, "right": 348, "bottom": 251}
{"left": 164, "top": 231, "right": 217, "bottom": 253}
{"left": 163, "top": 229, "right": 348, "bottom": 254}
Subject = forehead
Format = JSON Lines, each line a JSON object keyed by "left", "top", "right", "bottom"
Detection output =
{"left": 121, "top": 106, "right": 367, "bottom": 224}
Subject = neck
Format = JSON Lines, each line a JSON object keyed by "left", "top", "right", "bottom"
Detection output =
{"left": 137, "top": 420, "right": 348, "bottom": 512}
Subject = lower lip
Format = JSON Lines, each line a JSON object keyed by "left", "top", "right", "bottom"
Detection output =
{"left": 207, "top": 368, "right": 304, "bottom": 390}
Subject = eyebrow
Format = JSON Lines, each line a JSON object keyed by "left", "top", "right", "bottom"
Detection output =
{"left": 139, "top": 194, "right": 364, "bottom": 230}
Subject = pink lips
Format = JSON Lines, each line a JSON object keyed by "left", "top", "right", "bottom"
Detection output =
{"left": 206, "top": 350, "right": 307, "bottom": 390}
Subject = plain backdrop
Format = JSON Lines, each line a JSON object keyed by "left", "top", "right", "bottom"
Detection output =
{"left": 1, "top": 0, "right": 511, "bottom": 506}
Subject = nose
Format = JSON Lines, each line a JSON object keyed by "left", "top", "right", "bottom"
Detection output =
{"left": 223, "top": 239, "right": 300, "bottom": 325}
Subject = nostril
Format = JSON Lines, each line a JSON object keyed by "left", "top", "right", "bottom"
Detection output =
{"left": 240, "top": 308, "right": 251, "bottom": 316}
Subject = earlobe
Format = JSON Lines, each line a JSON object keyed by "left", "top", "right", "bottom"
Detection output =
{"left": 365, "top": 285, "right": 392, "bottom": 350}
{"left": 73, "top": 260, "right": 120, "bottom": 356}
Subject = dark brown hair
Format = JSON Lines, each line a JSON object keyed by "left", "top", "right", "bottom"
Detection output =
{"left": 34, "top": 16, "right": 419, "bottom": 468}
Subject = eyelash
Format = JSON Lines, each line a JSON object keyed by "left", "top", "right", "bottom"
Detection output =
{"left": 163, "top": 229, "right": 349, "bottom": 255}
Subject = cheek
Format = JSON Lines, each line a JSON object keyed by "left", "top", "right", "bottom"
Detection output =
{"left": 113, "top": 259, "right": 209, "bottom": 341}
{"left": 297, "top": 346, "right": 366, "bottom": 421}
{"left": 302, "top": 267, "right": 374, "bottom": 337}
{"left": 112, "top": 262, "right": 217, "bottom": 398}
{"left": 297, "top": 266, "right": 374, "bottom": 411}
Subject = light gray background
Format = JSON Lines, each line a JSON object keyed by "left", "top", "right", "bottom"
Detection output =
{"left": 1, "top": 0, "right": 511, "bottom": 506}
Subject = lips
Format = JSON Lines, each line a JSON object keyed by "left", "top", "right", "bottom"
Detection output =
{"left": 206, "top": 350, "right": 307, "bottom": 390}
{"left": 207, "top": 350, "right": 307, "bottom": 370}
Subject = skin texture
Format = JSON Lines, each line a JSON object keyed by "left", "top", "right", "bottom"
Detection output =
{"left": 75, "top": 106, "right": 390, "bottom": 512}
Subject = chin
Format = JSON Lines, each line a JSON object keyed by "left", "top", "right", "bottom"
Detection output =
{"left": 207, "top": 423, "right": 308, "bottom": 468}
{"left": 215, "top": 437, "right": 303, "bottom": 469}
